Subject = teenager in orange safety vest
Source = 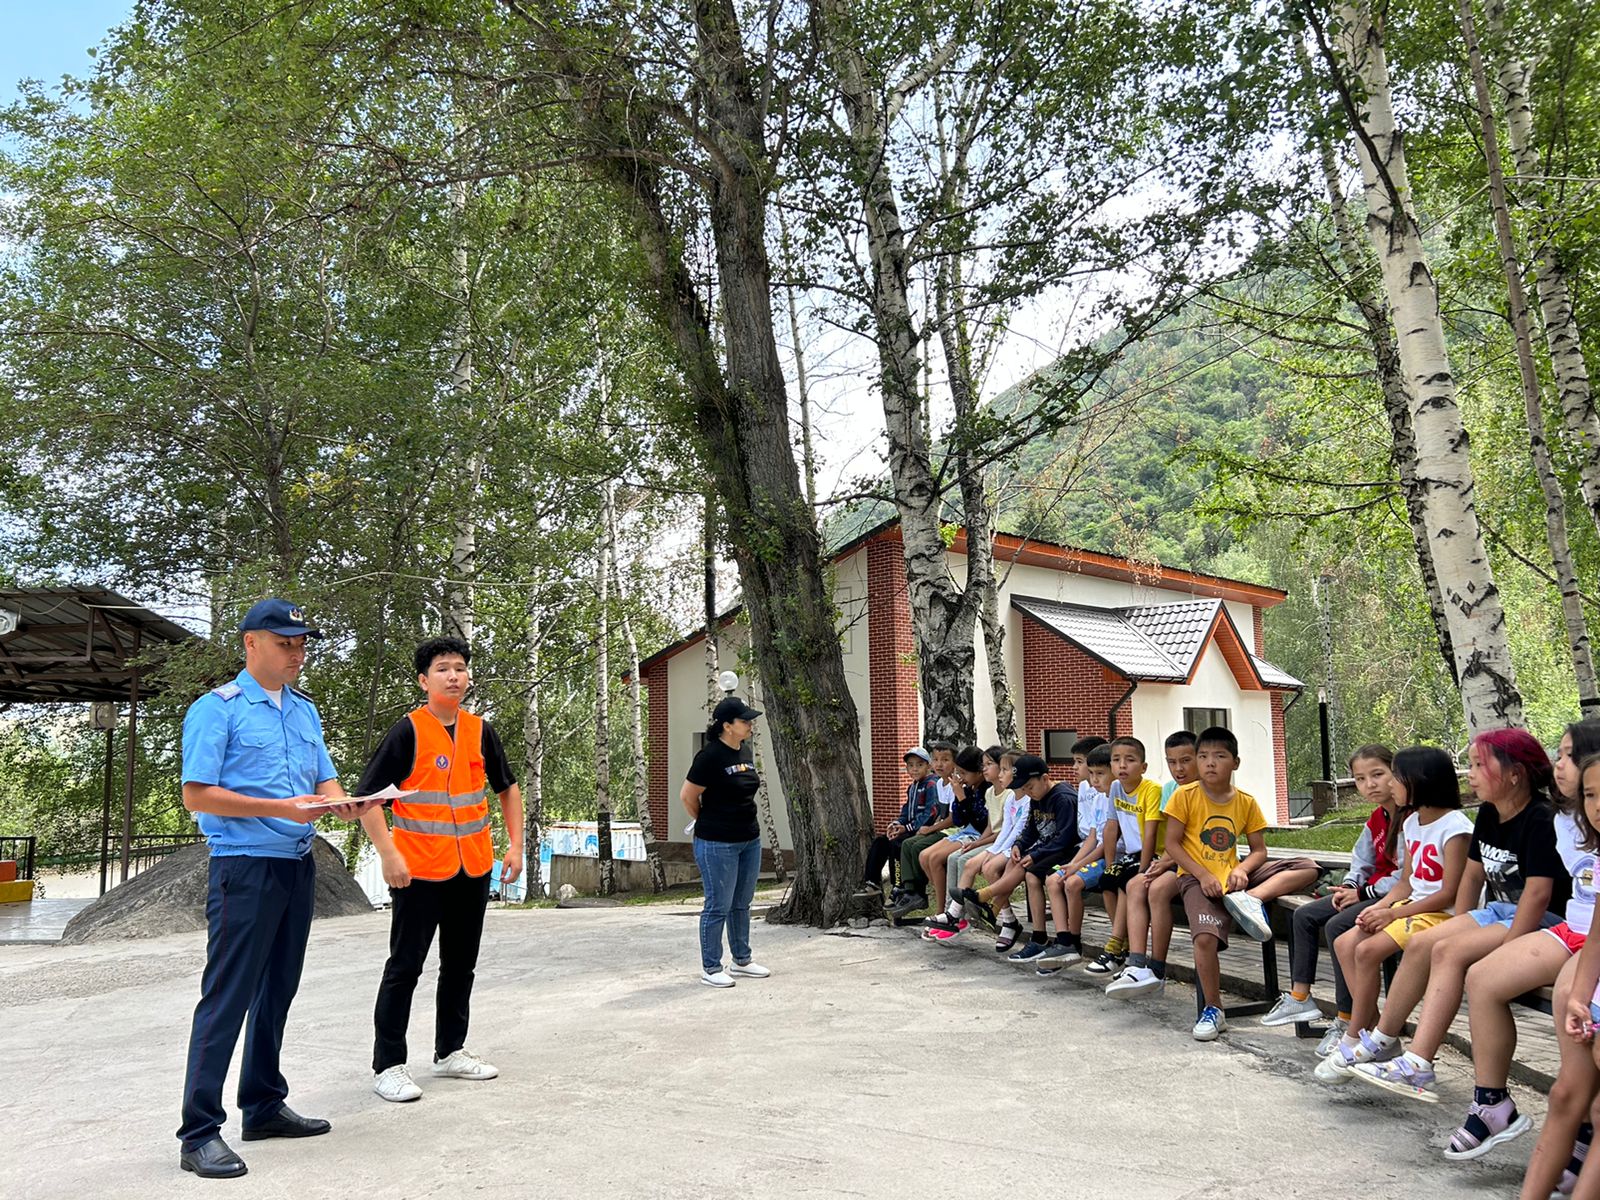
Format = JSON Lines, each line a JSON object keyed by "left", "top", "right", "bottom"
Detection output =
{"left": 356, "top": 636, "right": 523, "bottom": 1103}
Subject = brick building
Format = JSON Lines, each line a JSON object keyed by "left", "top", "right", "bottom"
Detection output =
{"left": 639, "top": 521, "right": 1302, "bottom": 851}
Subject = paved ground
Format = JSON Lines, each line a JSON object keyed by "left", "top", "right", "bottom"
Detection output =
{"left": 0, "top": 897, "right": 92, "bottom": 943}
{"left": 0, "top": 904, "right": 1541, "bottom": 1198}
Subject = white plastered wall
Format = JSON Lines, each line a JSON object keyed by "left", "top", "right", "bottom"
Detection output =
{"left": 1128, "top": 649, "right": 1277, "bottom": 802}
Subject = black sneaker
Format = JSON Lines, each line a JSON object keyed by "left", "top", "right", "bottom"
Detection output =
{"left": 889, "top": 893, "right": 927, "bottom": 918}
{"left": 1084, "top": 951, "right": 1125, "bottom": 976}
{"left": 1007, "top": 942, "right": 1048, "bottom": 963}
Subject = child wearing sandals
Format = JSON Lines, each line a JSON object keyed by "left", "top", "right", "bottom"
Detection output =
{"left": 923, "top": 747, "right": 1011, "bottom": 941}
{"left": 916, "top": 747, "right": 991, "bottom": 919}
{"left": 958, "top": 755, "right": 1078, "bottom": 958}
{"left": 1345, "top": 729, "right": 1567, "bottom": 1107}
{"left": 1514, "top": 726, "right": 1600, "bottom": 1197}
{"left": 934, "top": 748, "right": 1028, "bottom": 949}
{"left": 1260, "top": 745, "right": 1400, "bottom": 1041}
{"left": 1314, "top": 746, "right": 1472, "bottom": 1083}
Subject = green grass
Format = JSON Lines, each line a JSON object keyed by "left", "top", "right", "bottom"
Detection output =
{"left": 1268, "top": 818, "right": 1365, "bottom": 853}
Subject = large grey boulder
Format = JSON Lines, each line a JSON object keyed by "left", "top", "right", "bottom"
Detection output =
{"left": 60, "top": 836, "right": 374, "bottom": 944}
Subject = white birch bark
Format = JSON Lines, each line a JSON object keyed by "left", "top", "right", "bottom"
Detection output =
{"left": 442, "top": 150, "right": 479, "bottom": 644}
{"left": 522, "top": 582, "right": 545, "bottom": 900}
{"left": 744, "top": 663, "right": 787, "bottom": 882}
{"left": 1325, "top": 2, "right": 1523, "bottom": 730}
{"left": 819, "top": 0, "right": 978, "bottom": 743}
{"left": 778, "top": 206, "right": 819, "bottom": 509}
{"left": 1301, "top": 34, "right": 1458, "bottom": 681}
{"left": 1487, "top": 0, "right": 1600, "bottom": 543}
{"left": 594, "top": 391, "right": 615, "bottom": 895}
{"left": 607, "top": 499, "right": 667, "bottom": 892}
{"left": 703, "top": 491, "right": 721, "bottom": 710}
{"left": 1459, "top": 0, "right": 1599, "bottom": 712}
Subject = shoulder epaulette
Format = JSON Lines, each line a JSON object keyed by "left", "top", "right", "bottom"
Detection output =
{"left": 287, "top": 684, "right": 313, "bottom": 701}
{"left": 211, "top": 683, "right": 243, "bottom": 701}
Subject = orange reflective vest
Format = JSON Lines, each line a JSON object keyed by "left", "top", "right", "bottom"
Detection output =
{"left": 391, "top": 708, "right": 493, "bottom": 881}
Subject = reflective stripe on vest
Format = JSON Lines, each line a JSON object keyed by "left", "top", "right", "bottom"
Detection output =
{"left": 391, "top": 708, "right": 494, "bottom": 880}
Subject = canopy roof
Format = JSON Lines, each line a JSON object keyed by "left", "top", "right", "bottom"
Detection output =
{"left": 0, "top": 587, "right": 198, "bottom": 703}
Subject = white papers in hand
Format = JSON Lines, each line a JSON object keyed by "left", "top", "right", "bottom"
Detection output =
{"left": 296, "top": 785, "right": 416, "bottom": 810}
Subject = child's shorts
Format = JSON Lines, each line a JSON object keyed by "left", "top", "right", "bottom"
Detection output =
{"left": 1054, "top": 858, "right": 1105, "bottom": 888}
{"left": 1025, "top": 852, "right": 1071, "bottom": 879}
{"left": 1177, "top": 857, "right": 1317, "bottom": 950}
{"left": 1100, "top": 855, "right": 1142, "bottom": 893}
{"left": 1546, "top": 921, "right": 1588, "bottom": 955}
{"left": 1467, "top": 900, "right": 1562, "bottom": 930}
{"left": 1383, "top": 906, "right": 1449, "bottom": 948}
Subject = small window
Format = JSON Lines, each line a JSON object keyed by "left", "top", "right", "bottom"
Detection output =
{"left": 1184, "top": 707, "right": 1231, "bottom": 735}
{"left": 1043, "top": 729, "right": 1078, "bottom": 763}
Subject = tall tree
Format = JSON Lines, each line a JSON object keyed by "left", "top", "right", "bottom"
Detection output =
{"left": 1306, "top": 0, "right": 1524, "bottom": 730}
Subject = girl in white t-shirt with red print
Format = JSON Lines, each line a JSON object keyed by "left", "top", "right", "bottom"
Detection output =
{"left": 1314, "top": 747, "right": 1473, "bottom": 1085}
{"left": 1516, "top": 723, "right": 1600, "bottom": 1199}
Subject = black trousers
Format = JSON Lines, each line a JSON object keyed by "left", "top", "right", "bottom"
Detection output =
{"left": 372, "top": 869, "right": 491, "bottom": 1072}
{"left": 863, "top": 833, "right": 914, "bottom": 887}
{"left": 1289, "top": 892, "right": 1379, "bottom": 1013}
{"left": 178, "top": 853, "right": 315, "bottom": 1150}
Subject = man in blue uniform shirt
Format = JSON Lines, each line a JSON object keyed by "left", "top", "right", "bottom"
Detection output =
{"left": 176, "top": 598, "right": 374, "bottom": 1179}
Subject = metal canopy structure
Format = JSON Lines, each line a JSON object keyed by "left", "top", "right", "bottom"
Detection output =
{"left": 0, "top": 587, "right": 199, "bottom": 893}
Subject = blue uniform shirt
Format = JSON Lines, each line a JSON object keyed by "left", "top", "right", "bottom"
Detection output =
{"left": 181, "top": 669, "right": 339, "bottom": 859}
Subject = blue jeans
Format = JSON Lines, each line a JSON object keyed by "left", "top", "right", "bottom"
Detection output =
{"left": 693, "top": 836, "right": 762, "bottom": 973}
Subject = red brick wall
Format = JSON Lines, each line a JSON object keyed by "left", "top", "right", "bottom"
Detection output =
{"left": 644, "top": 660, "right": 670, "bottom": 840}
{"left": 1019, "top": 613, "right": 1132, "bottom": 780}
{"left": 867, "top": 537, "right": 922, "bottom": 830}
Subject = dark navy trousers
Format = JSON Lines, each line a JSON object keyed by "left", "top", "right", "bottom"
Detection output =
{"left": 178, "top": 853, "right": 315, "bottom": 1150}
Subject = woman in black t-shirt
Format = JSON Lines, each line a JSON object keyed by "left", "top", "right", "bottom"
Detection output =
{"left": 682, "top": 696, "right": 771, "bottom": 988}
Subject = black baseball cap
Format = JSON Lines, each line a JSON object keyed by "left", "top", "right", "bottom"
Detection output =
{"left": 713, "top": 696, "right": 762, "bottom": 723}
{"left": 239, "top": 598, "right": 322, "bottom": 639}
{"left": 1010, "top": 754, "right": 1048, "bottom": 783}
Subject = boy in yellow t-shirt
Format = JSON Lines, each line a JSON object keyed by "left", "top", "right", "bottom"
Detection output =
{"left": 1112, "top": 726, "right": 1317, "bottom": 1042}
{"left": 1081, "top": 735, "right": 1164, "bottom": 976}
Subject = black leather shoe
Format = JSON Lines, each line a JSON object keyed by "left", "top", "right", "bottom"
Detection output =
{"left": 179, "top": 1136, "right": 248, "bottom": 1179}
{"left": 240, "top": 1105, "right": 332, "bottom": 1141}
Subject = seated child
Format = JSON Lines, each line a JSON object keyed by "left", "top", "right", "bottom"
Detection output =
{"left": 940, "top": 748, "right": 1028, "bottom": 949}
{"left": 958, "top": 754, "right": 1078, "bottom": 961}
{"left": 1037, "top": 744, "right": 1115, "bottom": 969}
{"left": 925, "top": 747, "right": 1015, "bottom": 941}
{"left": 860, "top": 746, "right": 939, "bottom": 899}
{"left": 1099, "top": 731, "right": 1197, "bottom": 980}
{"left": 1085, "top": 735, "right": 1165, "bottom": 976}
{"left": 888, "top": 741, "right": 957, "bottom": 915}
{"left": 1109, "top": 726, "right": 1318, "bottom": 1043}
{"left": 1261, "top": 745, "right": 1400, "bottom": 1037}
{"left": 1516, "top": 727, "right": 1600, "bottom": 1199}
{"left": 1313, "top": 745, "right": 1474, "bottom": 1083}
{"left": 1345, "top": 730, "right": 1567, "bottom": 1102}
{"left": 918, "top": 746, "right": 992, "bottom": 927}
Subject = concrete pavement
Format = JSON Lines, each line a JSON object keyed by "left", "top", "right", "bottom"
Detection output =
{"left": 0, "top": 904, "right": 1533, "bottom": 1198}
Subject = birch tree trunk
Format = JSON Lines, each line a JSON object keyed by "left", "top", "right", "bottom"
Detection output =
{"left": 1487, "top": 0, "right": 1600, "bottom": 543}
{"left": 536, "top": 0, "right": 875, "bottom": 925}
{"left": 1317, "top": 1, "right": 1523, "bottom": 731}
{"left": 608, "top": 499, "right": 667, "bottom": 892}
{"left": 594, "top": 403, "right": 616, "bottom": 896}
{"left": 442, "top": 156, "right": 479, "bottom": 644}
{"left": 744, "top": 664, "right": 787, "bottom": 882}
{"left": 819, "top": 0, "right": 978, "bottom": 745}
{"left": 1459, "top": 0, "right": 1600, "bottom": 713}
{"left": 703, "top": 491, "right": 721, "bottom": 708}
{"left": 522, "top": 583, "right": 545, "bottom": 900}
{"left": 777, "top": 206, "right": 819, "bottom": 509}
{"left": 1301, "top": 35, "right": 1458, "bottom": 682}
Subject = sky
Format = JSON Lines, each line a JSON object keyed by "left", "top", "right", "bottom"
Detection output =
{"left": 2, "top": 2, "right": 132, "bottom": 107}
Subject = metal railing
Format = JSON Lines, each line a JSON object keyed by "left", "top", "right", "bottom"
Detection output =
{"left": 124, "top": 834, "right": 204, "bottom": 881}
{"left": 0, "top": 835, "right": 36, "bottom": 881}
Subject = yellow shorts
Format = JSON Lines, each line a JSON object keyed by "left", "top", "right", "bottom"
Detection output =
{"left": 1383, "top": 908, "right": 1449, "bottom": 949}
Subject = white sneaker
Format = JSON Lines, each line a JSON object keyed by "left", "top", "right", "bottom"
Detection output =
{"left": 1261, "top": 992, "right": 1322, "bottom": 1027}
{"left": 729, "top": 962, "right": 771, "bottom": 978}
{"left": 1105, "top": 965, "right": 1164, "bottom": 997}
{"left": 431, "top": 1049, "right": 498, "bottom": 1080}
{"left": 1193, "top": 1005, "right": 1228, "bottom": 1041}
{"left": 1223, "top": 892, "right": 1274, "bottom": 942}
{"left": 1315, "top": 1017, "right": 1349, "bottom": 1058}
{"left": 701, "top": 969, "right": 736, "bottom": 988}
{"left": 373, "top": 1064, "right": 422, "bottom": 1102}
